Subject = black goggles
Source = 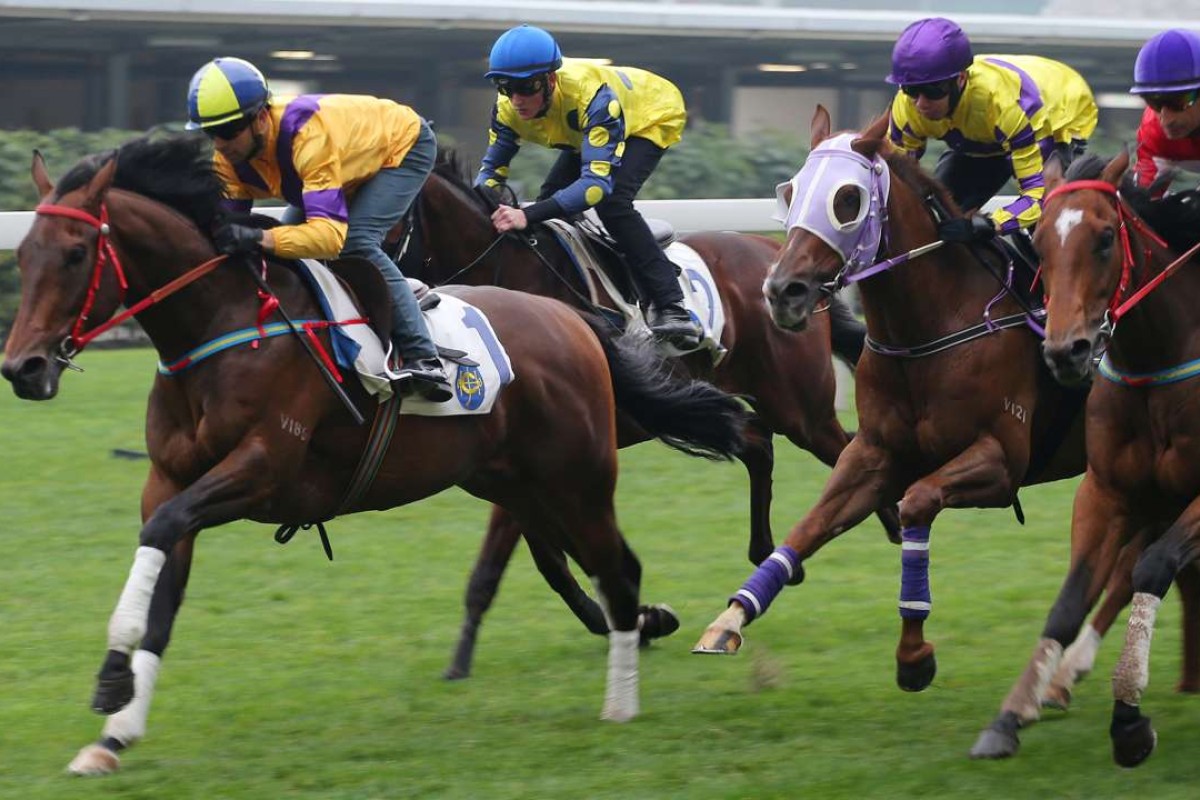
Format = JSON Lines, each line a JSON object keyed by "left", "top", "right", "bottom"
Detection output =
{"left": 492, "top": 75, "right": 547, "bottom": 98}
{"left": 202, "top": 116, "right": 254, "bottom": 141}
{"left": 901, "top": 80, "right": 956, "bottom": 101}
{"left": 1143, "top": 90, "right": 1200, "bottom": 113}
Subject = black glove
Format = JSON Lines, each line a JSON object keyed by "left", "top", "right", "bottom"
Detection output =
{"left": 937, "top": 214, "right": 996, "bottom": 244}
{"left": 214, "top": 223, "right": 264, "bottom": 256}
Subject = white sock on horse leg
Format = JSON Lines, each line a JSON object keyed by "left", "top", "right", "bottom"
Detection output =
{"left": 101, "top": 650, "right": 162, "bottom": 746}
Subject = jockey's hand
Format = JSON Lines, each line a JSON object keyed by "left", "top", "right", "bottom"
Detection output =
{"left": 491, "top": 205, "right": 528, "bottom": 234}
{"left": 214, "top": 223, "right": 264, "bottom": 255}
{"left": 938, "top": 214, "right": 996, "bottom": 244}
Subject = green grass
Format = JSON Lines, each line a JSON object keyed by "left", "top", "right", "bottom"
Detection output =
{"left": 2, "top": 349, "right": 1198, "bottom": 799}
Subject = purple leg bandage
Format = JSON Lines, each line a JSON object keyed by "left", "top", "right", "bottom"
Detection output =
{"left": 731, "top": 546, "right": 800, "bottom": 623}
{"left": 899, "top": 525, "right": 931, "bottom": 620}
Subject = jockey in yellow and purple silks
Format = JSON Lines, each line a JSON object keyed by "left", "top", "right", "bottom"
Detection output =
{"left": 886, "top": 18, "right": 1098, "bottom": 244}
{"left": 185, "top": 57, "right": 451, "bottom": 401}
{"left": 474, "top": 24, "right": 703, "bottom": 348}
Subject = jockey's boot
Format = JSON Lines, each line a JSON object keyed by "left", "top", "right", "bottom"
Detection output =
{"left": 827, "top": 294, "right": 865, "bottom": 369}
{"left": 648, "top": 301, "right": 703, "bottom": 349}
{"left": 394, "top": 356, "right": 453, "bottom": 403}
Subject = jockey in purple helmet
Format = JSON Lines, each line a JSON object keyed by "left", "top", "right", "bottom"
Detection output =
{"left": 1131, "top": 29, "right": 1200, "bottom": 195}
{"left": 473, "top": 24, "right": 704, "bottom": 350}
{"left": 886, "top": 18, "right": 1098, "bottom": 244}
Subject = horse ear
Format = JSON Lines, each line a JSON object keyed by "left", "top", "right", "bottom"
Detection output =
{"left": 31, "top": 149, "right": 54, "bottom": 198}
{"left": 82, "top": 155, "right": 118, "bottom": 206}
{"left": 810, "top": 105, "right": 832, "bottom": 150}
{"left": 1101, "top": 146, "right": 1131, "bottom": 187}
{"left": 1043, "top": 153, "right": 1065, "bottom": 193}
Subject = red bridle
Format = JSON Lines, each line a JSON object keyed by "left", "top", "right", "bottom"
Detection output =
{"left": 1042, "top": 180, "right": 1200, "bottom": 325}
{"left": 33, "top": 201, "right": 225, "bottom": 360}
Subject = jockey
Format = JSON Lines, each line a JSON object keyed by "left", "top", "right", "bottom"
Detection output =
{"left": 186, "top": 57, "right": 452, "bottom": 402}
{"left": 886, "top": 18, "right": 1098, "bottom": 245}
{"left": 1131, "top": 29, "right": 1200, "bottom": 196}
{"left": 473, "top": 24, "right": 703, "bottom": 349}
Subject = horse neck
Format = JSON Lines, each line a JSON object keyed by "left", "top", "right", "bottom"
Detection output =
{"left": 1108, "top": 231, "right": 1200, "bottom": 372}
{"left": 857, "top": 188, "right": 1010, "bottom": 346}
{"left": 107, "top": 190, "right": 305, "bottom": 360}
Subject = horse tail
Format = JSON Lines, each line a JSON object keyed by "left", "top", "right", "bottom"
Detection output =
{"left": 582, "top": 316, "right": 748, "bottom": 461}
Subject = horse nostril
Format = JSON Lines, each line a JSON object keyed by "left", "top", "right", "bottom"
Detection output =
{"left": 1, "top": 356, "right": 47, "bottom": 383}
{"left": 781, "top": 282, "right": 810, "bottom": 301}
{"left": 1068, "top": 339, "right": 1093, "bottom": 360}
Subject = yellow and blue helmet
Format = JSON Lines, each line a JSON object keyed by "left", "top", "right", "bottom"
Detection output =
{"left": 186, "top": 57, "right": 271, "bottom": 130}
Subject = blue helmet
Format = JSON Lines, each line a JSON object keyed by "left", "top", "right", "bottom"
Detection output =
{"left": 485, "top": 25, "right": 563, "bottom": 80}
{"left": 186, "top": 57, "right": 270, "bottom": 130}
{"left": 1131, "top": 29, "right": 1200, "bottom": 94}
{"left": 886, "top": 17, "right": 973, "bottom": 86}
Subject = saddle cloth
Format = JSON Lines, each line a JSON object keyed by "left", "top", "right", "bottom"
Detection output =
{"left": 295, "top": 260, "right": 514, "bottom": 416}
{"left": 542, "top": 219, "right": 727, "bottom": 363}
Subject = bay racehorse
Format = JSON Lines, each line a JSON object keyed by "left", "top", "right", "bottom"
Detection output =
{"left": 692, "top": 107, "right": 1089, "bottom": 696}
{"left": 971, "top": 152, "right": 1200, "bottom": 765}
{"left": 0, "top": 135, "right": 747, "bottom": 774}
{"left": 406, "top": 150, "right": 901, "bottom": 680}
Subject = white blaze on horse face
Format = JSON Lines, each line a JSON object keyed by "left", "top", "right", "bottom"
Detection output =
{"left": 1054, "top": 208, "right": 1084, "bottom": 248}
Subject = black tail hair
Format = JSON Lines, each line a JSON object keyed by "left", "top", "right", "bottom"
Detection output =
{"left": 582, "top": 315, "right": 747, "bottom": 461}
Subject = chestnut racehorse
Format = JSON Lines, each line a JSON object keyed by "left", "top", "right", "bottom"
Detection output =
{"left": 0, "top": 135, "right": 747, "bottom": 774}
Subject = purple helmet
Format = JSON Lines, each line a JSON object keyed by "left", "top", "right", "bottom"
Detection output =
{"left": 1131, "top": 29, "right": 1200, "bottom": 94}
{"left": 886, "top": 17, "right": 973, "bottom": 85}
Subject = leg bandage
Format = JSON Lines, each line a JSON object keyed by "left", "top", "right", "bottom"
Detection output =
{"left": 899, "top": 526, "right": 931, "bottom": 620}
{"left": 731, "top": 546, "right": 799, "bottom": 623}
{"left": 107, "top": 547, "right": 167, "bottom": 654}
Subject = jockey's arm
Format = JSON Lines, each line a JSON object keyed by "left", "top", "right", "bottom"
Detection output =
{"left": 520, "top": 85, "right": 624, "bottom": 225}
{"left": 475, "top": 106, "right": 521, "bottom": 192}
{"left": 887, "top": 99, "right": 928, "bottom": 160}
{"left": 269, "top": 131, "right": 349, "bottom": 259}
{"left": 991, "top": 104, "right": 1049, "bottom": 234}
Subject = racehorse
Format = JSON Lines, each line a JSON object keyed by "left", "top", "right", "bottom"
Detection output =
{"left": 0, "top": 135, "right": 747, "bottom": 775}
{"left": 692, "top": 106, "right": 1088, "bottom": 694}
{"left": 971, "top": 151, "right": 1200, "bottom": 765}
{"left": 407, "top": 150, "right": 901, "bottom": 679}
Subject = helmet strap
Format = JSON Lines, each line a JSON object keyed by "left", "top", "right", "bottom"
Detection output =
{"left": 946, "top": 72, "right": 967, "bottom": 115}
{"left": 535, "top": 72, "right": 555, "bottom": 119}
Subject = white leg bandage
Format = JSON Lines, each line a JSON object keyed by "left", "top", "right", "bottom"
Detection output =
{"left": 1059, "top": 625, "right": 1102, "bottom": 682}
{"left": 601, "top": 629, "right": 640, "bottom": 722}
{"left": 107, "top": 547, "right": 167, "bottom": 655}
{"left": 101, "top": 650, "right": 162, "bottom": 746}
{"left": 1113, "top": 592, "right": 1161, "bottom": 706}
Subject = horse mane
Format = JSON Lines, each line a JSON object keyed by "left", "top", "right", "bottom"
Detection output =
{"left": 55, "top": 134, "right": 225, "bottom": 232}
{"left": 433, "top": 147, "right": 493, "bottom": 214}
{"left": 881, "top": 148, "right": 963, "bottom": 217}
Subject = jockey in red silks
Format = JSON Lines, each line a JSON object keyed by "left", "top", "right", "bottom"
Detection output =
{"left": 1131, "top": 29, "right": 1200, "bottom": 196}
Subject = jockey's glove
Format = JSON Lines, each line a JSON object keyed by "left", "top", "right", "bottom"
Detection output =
{"left": 937, "top": 214, "right": 996, "bottom": 244}
{"left": 215, "top": 223, "right": 264, "bottom": 256}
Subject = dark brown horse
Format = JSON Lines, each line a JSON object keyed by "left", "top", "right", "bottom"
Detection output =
{"left": 408, "top": 151, "right": 900, "bottom": 679}
{"left": 692, "top": 107, "right": 1088, "bottom": 692}
{"left": 0, "top": 135, "right": 747, "bottom": 775}
{"left": 971, "top": 151, "right": 1200, "bottom": 765}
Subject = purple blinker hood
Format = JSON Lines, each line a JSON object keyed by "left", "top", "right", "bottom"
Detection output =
{"left": 774, "top": 133, "right": 890, "bottom": 278}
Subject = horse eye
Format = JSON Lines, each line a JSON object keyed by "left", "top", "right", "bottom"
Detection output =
{"left": 836, "top": 188, "right": 862, "bottom": 220}
{"left": 64, "top": 245, "right": 87, "bottom": 266}
{"left": 1096, "top": 228, "right": 1115, "bottom": 254}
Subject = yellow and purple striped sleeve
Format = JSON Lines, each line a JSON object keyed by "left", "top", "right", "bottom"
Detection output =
{"left": 887, "top": 95, "right": 928, "bottom": 159}
{"left": 270, "top": 102, "right": 349, "bottom": 259}
{"left": 985, "top": 58, "right": 1055, "bottom": 232}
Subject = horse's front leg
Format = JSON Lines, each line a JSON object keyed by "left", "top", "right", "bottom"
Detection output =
{"left": 1111, "top": 501, "right": 1200, "bottom": 768}
{"left": 79, "top": 443, "right": 277, "bottom": 774}
{"left": 738, "top": 417, "right": 776, "bottom": 565}
{"left": 693, "top": 435, "right": 895, "bottom": 655}
{"left": 894, "top": 435, "right": 1017, "bottom": 693}
{"left": 971, "top": 475, "right": 1134, "bottom": 759}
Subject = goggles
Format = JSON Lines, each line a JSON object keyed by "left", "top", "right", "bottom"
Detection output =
{"left": 1143, "top": 90, "right": 1200, "bottom": 113}
{"left": 901, "top": 79, "right": 956, "bottom": 101}
{"left": 202, "top": 115, "right": 254, "bottom": 142}
{"left": 492, "top": 75, "right": 547, "bottom": 98}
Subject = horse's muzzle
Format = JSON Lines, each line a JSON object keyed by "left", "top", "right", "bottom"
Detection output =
{"left": 1, "top": 354, "right": 61, "bottom": 400}
{"left": 762, "top": 275, "right": 817, "bottom": 331}
{"left": 1042, "top": 337, "right": 1095, "bottom": 387}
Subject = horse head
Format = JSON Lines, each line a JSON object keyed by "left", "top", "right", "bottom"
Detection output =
{"left": 1035, "top": 149, "right": 1133, "bottom": 385}
{"left": 2, "top": 150, "right": 120, "bottom": 400}
{"left": 763, "top": 105, "right": 891, "bottom": 330}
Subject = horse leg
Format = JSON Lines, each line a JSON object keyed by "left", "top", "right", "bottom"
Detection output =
{"left": 444, "top": 505, "right": 523, "bottom": 681}
{"left": 893, "top": 436, "right": 1019, "bottom": 693}
{"left": 1111, "top": 507, "right": 1200, "bottom": 768}
{"left": 582, "top": 533, "right": 643, "bottom": 722}
{"left": 739, "top": 417, "right": 777, "bottom": 565}
{"left": 802, "top": 419, "right": 902, "bottom": 546}
{"left": 1044, "top": 533, "right": 1147, "bottom": 710}
{"left": 971, "top": 477, "right": 1135, "bottom": 759}
{"left": 1173, "top": 558, "right": 1200, "bottom": 693}
{"left": 693, "top": 436, "right": 895, "bottom": 655}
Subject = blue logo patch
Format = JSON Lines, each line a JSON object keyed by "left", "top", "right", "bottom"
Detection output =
{"left": 455, "top": 364, "right": 486, "bottom": 410}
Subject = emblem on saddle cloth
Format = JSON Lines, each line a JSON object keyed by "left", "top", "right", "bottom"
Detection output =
{"left": 294, "top": 260, "right": 514, "bottom": 416}
{"left": 542, "top": 219, "right": 728, "bottom": 363}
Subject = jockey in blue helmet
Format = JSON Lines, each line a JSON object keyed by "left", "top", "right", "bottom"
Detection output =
{"left": 1130, "top": 29, "right": 1200, "bottom": 194}
{"left": 474, "top": 24, "right": 704, "bottom": 349}
{"left": 186, "top": 57, "right": 451, "bottom": 401}
{"left": 887, "top": 18, "right": 1098, "bottom": 243}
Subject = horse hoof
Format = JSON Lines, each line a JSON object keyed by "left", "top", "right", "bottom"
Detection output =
{"left": 639, "top": 604, "right": 680, "bottom": 647}
{"left": 1041, "top": 684, "right": 1072, "bottom": 711}
{"left": 91, "top": 666, "right": 135, "bottom": 715}
{"left": 443, "top": 665, "right": 470, "bottom": 681}
{"left": 896, "top": 652, "right": 937, "bottom": 692}
{"left": 67, "top": 743, "right": 120, "bottom": 776}
{"left": 969, "top": 712, "right": 1020, "bottom": 759}
{"left": 1112, "top": 711, "right": 1157, "bottom": 768}
{"left": 692, "top": 626, "right": 742, "bottom": 655}
{"left": 1176, "top": 679, "right": 1200, "bottom": 694}
{"left": 786, "top": 563, "right": 806, "bottom": 587}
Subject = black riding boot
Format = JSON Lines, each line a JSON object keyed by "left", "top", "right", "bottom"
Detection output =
{"left": 648, "top": 301, "right": 703, "bottom": 349}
